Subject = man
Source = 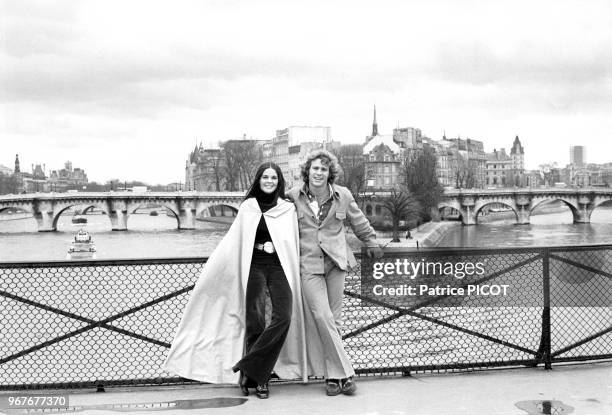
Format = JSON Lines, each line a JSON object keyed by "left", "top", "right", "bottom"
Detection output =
{"left": 287, "top": 149, "right": 383, "bottom": 396}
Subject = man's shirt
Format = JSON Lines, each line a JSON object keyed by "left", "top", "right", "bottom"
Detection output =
{"left": 305, "top": 184, "right": 334, "bottom": 223}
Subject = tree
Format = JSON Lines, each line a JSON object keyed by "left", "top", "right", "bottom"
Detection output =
{"left": 210, "top": 153, "right": 224, "bottom": 191}
{"left": 401, "top": 146, "right": 443, "bottom": 221}
{"left": 0, "top": 173, "right": 20, "bottom": 195}
{"left": 380, "top": 188, "right": 421, "bottom": 242}
{"left": 453, "top": 153, "right": 479, "bottom": 189}
{"left": 333, "top": 144, "right": 366, "bottom": 200}
{"left": 222, "top": 140, "right": 263, "bottom": 191}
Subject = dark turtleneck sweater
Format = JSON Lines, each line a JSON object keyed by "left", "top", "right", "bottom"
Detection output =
{"left": 254, "top": 192, "right": 278, "bottom": 245}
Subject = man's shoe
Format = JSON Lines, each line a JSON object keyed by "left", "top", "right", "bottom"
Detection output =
{"left": 255, "top": 382, "right": 269, "bottom": 399}
{"left": 325, "top": 379, "right": 342, "bottom": 396}
{"left": 341, "top": 377, "right": 357, "bottom": 395}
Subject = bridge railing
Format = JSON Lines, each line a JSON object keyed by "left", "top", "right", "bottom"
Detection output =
{"left": 1, "top": 246, "right": 610, "bottom": 390}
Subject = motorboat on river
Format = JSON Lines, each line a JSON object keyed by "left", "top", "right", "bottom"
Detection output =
{"left": 67, "top": 228, "right": 96, "bottom": 259}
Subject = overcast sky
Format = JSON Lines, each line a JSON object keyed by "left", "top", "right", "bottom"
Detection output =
{"left": 1, "top": 0, "right": 611, "bottom": 184}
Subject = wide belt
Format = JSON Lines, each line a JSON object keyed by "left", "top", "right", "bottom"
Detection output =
{"left": 254, "top": 241, "right": 276, "bottom": 254}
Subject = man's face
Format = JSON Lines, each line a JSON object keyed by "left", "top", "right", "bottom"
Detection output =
{"left": 308, "top": 158, "right": 329, "bottom": 190}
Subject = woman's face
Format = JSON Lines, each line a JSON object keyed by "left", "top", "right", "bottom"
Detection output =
{"left": 260, "top": 168, "right": 279, "bottom": 194}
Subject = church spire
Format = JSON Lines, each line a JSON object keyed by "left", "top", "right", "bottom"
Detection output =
{"left": 372, "top": 105, "right": 378, "bottom": 136}
{"left": 14, "top": 154, "right": 20, "bottom": 173}
{"left": 511, "top": 135, "right": 524, "bottom": 155}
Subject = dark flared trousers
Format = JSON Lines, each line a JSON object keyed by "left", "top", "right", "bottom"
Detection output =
{"left": 233, "top": 250, "right": 292, "bottom": 384}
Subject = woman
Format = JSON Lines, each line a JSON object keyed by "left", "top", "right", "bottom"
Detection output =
{"left": 164, "top": 162, "right": 307, "bottom": 399}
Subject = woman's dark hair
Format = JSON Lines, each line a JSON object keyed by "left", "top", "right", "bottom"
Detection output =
{"left": 244, "top": 162, "right": 287, "bottom": 201}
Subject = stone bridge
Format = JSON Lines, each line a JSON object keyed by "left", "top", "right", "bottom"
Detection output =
{"left": 439, "top": 188, "right": 612, "bottom": 225}
{"left": 0, "top": 192, "right": 244, "bottom": 231}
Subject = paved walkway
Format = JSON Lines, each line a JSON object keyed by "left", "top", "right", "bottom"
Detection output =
{"left": 3, "top": 362, "right": 609, "bottom": 415}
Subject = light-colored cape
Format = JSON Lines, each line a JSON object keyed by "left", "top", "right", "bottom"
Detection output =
{"left": 164, "top": 197, "right": 308, "bottom": 383}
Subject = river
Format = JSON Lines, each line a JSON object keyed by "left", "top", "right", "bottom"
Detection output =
{"left": 0, "top": 211, "right": 230, "bottom": 262}
{"left": 2, "top": 204, "right": 612, "bottom": 262}
{"left": 438, "top": 204, "right": 612, "bottom": 247}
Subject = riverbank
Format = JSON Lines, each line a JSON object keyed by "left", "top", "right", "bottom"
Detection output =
{"left": 380, "top": 221, "right": 459, "bottom": 248}
{"left": 345, "top": 221, "right": 459, "bottom": 250}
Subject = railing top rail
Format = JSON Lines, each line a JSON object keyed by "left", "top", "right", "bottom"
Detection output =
{"left": 358, "top": 243, "right": 612, "bottom": 256}
{"left": 0, "top": 191, "right": 246, "bottom": 201}
{"left": 0, "top": 256, "right": 207, "bottom": 268}
{"left": 441, "top": 187, "right": 612, "bottom": 196}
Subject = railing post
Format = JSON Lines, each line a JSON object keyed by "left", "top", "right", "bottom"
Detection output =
{"left": 539, "top": 248, "right": 552, "bottom": 369}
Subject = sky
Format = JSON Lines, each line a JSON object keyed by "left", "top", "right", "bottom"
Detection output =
{"left": 1, "top": 0, "right": 611, "bottom": 184}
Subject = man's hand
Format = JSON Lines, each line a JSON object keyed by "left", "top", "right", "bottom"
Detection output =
{"left": 366, "top": 245, "right": 384, "bottom": 259}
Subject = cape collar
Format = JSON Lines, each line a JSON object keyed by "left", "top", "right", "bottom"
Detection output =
{"left": 242, "top": 197, "right": 293, "bottom": 218}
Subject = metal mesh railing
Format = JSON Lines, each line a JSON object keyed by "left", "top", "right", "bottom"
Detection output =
{"left": 1, "top": 245, "right": 610, "bottom": 390}
{"left": 1, "top": 259, "right": 202, "bottom": 389}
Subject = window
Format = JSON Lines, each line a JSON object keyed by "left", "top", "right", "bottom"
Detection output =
{"left": 366, "top": 204, "right": 372, "bottom": 215}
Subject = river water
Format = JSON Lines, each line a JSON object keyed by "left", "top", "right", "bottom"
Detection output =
{"left": 0, "top": 212, "right": 230, "bottom": 262}
{"left": 438, "top": 204, "right": 612, "bottom": 247}
{"left": 2, "top": 204, "right": 612, "bottom": 262}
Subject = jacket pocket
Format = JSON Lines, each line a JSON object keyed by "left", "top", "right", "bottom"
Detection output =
{"left": 335, "top": 211, "right": 346, "bottom": 220}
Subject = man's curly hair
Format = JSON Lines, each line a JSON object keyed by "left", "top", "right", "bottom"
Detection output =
{"left": 300, "top": 149, "right": 341, "bottom": 185}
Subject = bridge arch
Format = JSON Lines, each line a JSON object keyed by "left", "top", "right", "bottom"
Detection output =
{"left": 474, "top": 202, "right": 519, "bottom": 224}
{"left": 0, "top": 205, "right": 33, "bottom": 215}
{"left": 589, "top": 199, "right": 612, "bottom": 222}
{"left": 52, "top": 203, "right": 111, "bottom": 230}
{"left": 438, "top": 204, "right": 463, "bottom": 222}
{"left": 207, "top": 203, "right": 239, "bottom": 217}
{"left": 197, "top": 202, "right": 240, "bottom": 218}
{"left": 530, "top": 198, "right": 580, "bottom": 223}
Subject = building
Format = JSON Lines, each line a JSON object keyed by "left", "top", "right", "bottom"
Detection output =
{"left": 510, "top": 135, "right": 525, "bottom": 174}
{"left": 435, "top": 136, "right": 486, "bottom": 189}
{"left": 484, "top": 136, "right": 525, "bottom": 187}
{"left": 570, "top": 145, "right": 585, "bottom": 166}
{"left": 525, "top": 170, "right": 544, "bottom": 188}
{"left": 485, "top": 148, "right": 513, "bottom": 187}
{"left": 9, "top": 154, "right": 50, "bottom": 193}
{"left": 185, "top": 143, "right": 227, "bottom": 191}
{"left": 428, "top": 138, "right": 457, "bottom": 188}
{"left": 10, "top": 155, "right": 50, "bottom": 193}
{"left": 363, "top": 107, "right": 424, "bottom": 190}
{"left": 268, "top": 126, "right": 334, "bottom": 188}
{"left": 392, "top": 126, "right": 423, "bottom": 149}
{"left": 48, "top": 161, "right": 88, "bottom": 191}
{"left": 185, "top": 127, "right": 333, "bottom": 191}
{"left": 363, "top": 134, "right": 402, "bottom": 189}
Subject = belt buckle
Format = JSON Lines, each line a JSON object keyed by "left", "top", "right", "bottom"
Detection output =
{"left": 263, "top": 241, "right": 275, "bottom": 254}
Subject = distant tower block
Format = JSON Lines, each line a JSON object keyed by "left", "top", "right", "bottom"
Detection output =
{"left": 570, "top": 145, "right": 585, "bottom": 166}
